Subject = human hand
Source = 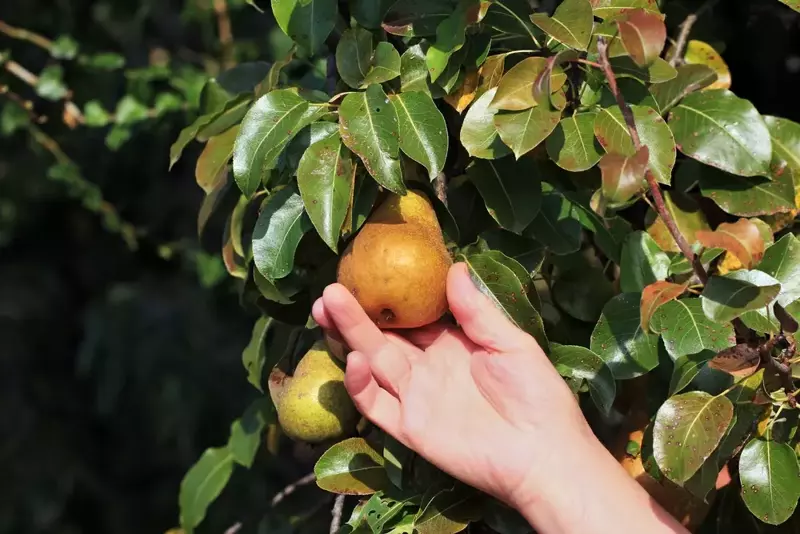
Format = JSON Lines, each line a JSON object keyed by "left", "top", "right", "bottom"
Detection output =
{"left": 313, "top": 262, "right": 687, "bottom": 534}
{"left": 312, "top": 262, "right": 589, "bottom": 506}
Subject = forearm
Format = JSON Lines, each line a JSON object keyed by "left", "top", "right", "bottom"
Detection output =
{"left": 514, "top": 433, "right": 689, "bottom": 534}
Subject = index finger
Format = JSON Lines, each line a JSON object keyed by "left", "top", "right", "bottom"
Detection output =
{"left": 321, "top": 283, "right": 391, "bottom": 355}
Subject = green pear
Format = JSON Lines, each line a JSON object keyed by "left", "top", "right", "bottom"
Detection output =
{"left": 276, "top": 341, "right": 359, "bottom": 443}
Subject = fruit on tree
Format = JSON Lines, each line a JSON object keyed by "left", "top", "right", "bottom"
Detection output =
{"left": 275, "top": 341, "right": 359, "bottom": 443}
{"left": 337, "top": 190, "right": 451, "bottom": 329}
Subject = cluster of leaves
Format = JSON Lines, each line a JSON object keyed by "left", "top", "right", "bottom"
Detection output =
{"left": 173, "top": 0, "right": 800, "bottom": 532}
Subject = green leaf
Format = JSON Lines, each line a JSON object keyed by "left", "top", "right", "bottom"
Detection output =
{"left": 179, "top": 446, "right": 235, "bottom": 531}
{"left": 694, "top": 161, "right": 796, "bottom": 217}
{"left": 649, "top": 64, "right": 717, "bottom": 114}
{"left": 241, "top": 316, "right": 273, "bottom": 392}
{"left": 1, "top": 101, "right": 30, "bottom": 135}
{"left": 413, "top": 485, "right": 479, "bottom": 533}
{"left": 228, "top": 398, "right": 275, "bottom": 468}
{"left": 765, "top": 115, "right": 800, "bottom": 179}
{"left": 464, "top": 253, "right": 549, "bottom": 351}
{"left": 297, "top": 133, "right": 353, "bottom": 252}
{"left": 524, "top": 184, "right": 582, "bottom": 255}
{"left": 350, "top": 0, "right": 395, "bottom": 28}
{"left": 530, "top": 0, "right": 592, "bottom": 50}
{"left": 460, "top": 87, "right": 512, "bottom": 159}
{"left": 390, "top": 92, "right": 448, "bottom": 179}
{"left": 546, "top": 112, "right": 605, "bottom": 172}
{"left": 79, "top": 52, "right": 125, "bottom": 70}
{"left": 619, "top": 230, "right": 670, "bottom": 292}
{"left": 668, "top": 248, "right": 723, "bottom": 276}
{"left": 552, "top": 266, "right": 615, "bottom": 322}
{"left": 490, "top": 57, "right": 565, "bottom": 111}
{"left": 590, "top": 292, "right": 660, "bottom": 380}
{"left": 494, "top": 106, "right": 562, "bottom": 159}
{"left": 51, "top": 35, "right": 79, "bottom": 59}
{"left": 83, "top": 100, "right": 111, "bottom": 127}
{"left": 35, "top": 65, "right": 68, "bottom": 101}
{"left": 701, "top": 270, "right": 781, "bottom": 323}
{"left": 216, "top": 62, "right": 273, "bottom": 96}
{"left": 739, "top": 438, "right": 800, "bottom": 525}
{"left": 759, "top": 234, "right": 800, "bottom": 308}
{"left": 233, "top": 90, "right": 321, "bottom": 197}
{"left": 598, "top": 147, "right": 649, "bottom": 205}
{"left": 563, "top": 190, "right": 625, "bottom": 263}
{"left": 475, "top": 229, "right": 547, "bottom": 274}
{"left": 315, "top": 437, "right": 391, "bottom": 495}
{"left": 196, "top": 125, "right": 239, "bottom": 194}
{"left": 363, "top": 491, "right": 420, "bottom": 532}
{"left": 590, "top": 0, "right": 661, "bottom": 19}
{"left": 550, "top": 343, "right": 616, "bottom": 415}
{"left": 171, "top": 96, "right": 251, "bottom": 169}
{"left": 669, "top": 351, "right": 713, "bottom": 395}
{"left": 336, "top": 27, "right": 373, "bottom": 89}
{"left": 594, "top": 104, "right": 676, "bottom": 185}
{"left": 483, "top": 499, "right": 533, "bottom": 534}
{"left": 383, "top": 0, "right": 458, "bottom": 37}
{"left": 645, "top": 190, "right": 710, "bottom": 253}
{"left": 363, "top": 42, "right": 402, "bottom": 86}
{"left": 668, "top": 89, "right": 772, "bottom": 177}
{"left": 609, "top": 56, "right": 677, "bottom": 84}
{"left": 651, "top": 299, "right": 736, "bottom": 360}
{"left": 252, "top": 186, "right": 313, "bottom": 280}
{"left": 344, "top": 172, "right": 380, "bottom": 238}
{"left": 653, "top": 391, "right": 733, "bottom": 483}
{"left": 401, "top": 44, "right": 436, "bottom": 95}
{"left": 383, "top": 436, "right": 412, "bottom": 489}
{"left": 340, "top": 85, "right": 405, "bottom": 194}
{"left": 426, "top": 0, "right": 472, "bottom": 82}
{"left": 778, "top": 0, "right": 800, "bottom": 12}
{"left": 271, "top": 0, "right": 337, "bottom": 52}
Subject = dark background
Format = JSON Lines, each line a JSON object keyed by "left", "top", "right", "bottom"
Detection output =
{"left": 0, "top": 0, "right": 798, "bottom": 533}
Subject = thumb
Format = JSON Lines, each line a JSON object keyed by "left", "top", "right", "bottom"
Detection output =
{"left": 447, "top": 262, "right": 543, "bottom": 354}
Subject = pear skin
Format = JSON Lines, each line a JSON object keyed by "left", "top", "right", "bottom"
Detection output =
{"left": 277, "top": 341, "right": 359, "bottom": 443}
{"left": 337, "top": 190, "right": 452, "bottom": 329}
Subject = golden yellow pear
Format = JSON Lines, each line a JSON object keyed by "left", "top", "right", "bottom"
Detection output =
{"left": 276, "top": 341, "right": 359, "bottom": 443}
{"left": 337, "top": 190, "right": 452, "bottom": 329}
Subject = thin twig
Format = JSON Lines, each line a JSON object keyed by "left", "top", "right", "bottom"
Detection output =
{"left": 330, "top": 494, "right": 345, "bottom": 534}
{"left": 667, "top": 0, "right": 721, "bottom": 66}
{"left": 3, "top": 60, "right": 85, "bottom": 127}
{"left": 0, "top": 20, "right": 54, "bottom": 51}
{"left": 270, "top": 472, "right": 317, "bottom": 507}
{"left": 596, "top": 37, "right": 708, "bottom": 284}
{"left": 212, "top": 0, "right": 235, "bottom": 70}
{"left": 571, "top": 58, "right": 602, "bottom": 69}
{"left": 223, "top": 522, "right": 242, "bottom": 534}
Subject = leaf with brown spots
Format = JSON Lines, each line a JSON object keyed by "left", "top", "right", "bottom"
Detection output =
{"left": 696, "top": 219, "right": 766, "bottom": 270}
{"left": 651, "top": 298, "right": 736, "bottom": 359}
{"left": 739, "top": 438, "right": 800, "bottom": 526}
{"left": 599, "top": 147, "right": 649, "bottom": 205}
{"left": 683, "top": 40, "right": 731, "bottom": 91}
{"left": 640, "top": 280, "right": 687, "bottom": 332}
{"left": 707, "top": 343, "right": 761, "bottom": 379}
{"left": 653, "top": 391, "right": 734, "bottom": 484}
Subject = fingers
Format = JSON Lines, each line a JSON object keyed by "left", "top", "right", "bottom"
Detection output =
{"left": 312, "top": 297, "right": 335, "bottom": 331}
{"left": 405, "top": 324, "right": 479, "bottom": 353}
{"left": 344, "top": 351, "right": 403, "bottom": 439}
{"left": 447, "top": 263, "right": 542, "bottom": 354}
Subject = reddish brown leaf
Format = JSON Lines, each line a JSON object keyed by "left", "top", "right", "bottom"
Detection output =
{"left": 640, "top": 280, "right": 688, "bottom": 332}
{"left": 617, "top": 9, "right": 667, "bottom": 67}
{"left": 708, "top": 344, "right": 761, "bottom": 378}
{"left": 599, "top": 146, "right": 650, "bottom": 204}
{"left": 696, "top": 219, "right": 765, "bottom": 269}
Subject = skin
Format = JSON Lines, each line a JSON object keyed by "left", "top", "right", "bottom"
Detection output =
{"left": 313, "top": 262, "right": 689, "bottom": 534}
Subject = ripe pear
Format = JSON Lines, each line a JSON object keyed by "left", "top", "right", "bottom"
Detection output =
{"left": 276, "top": 341, "right": 359, "bottom": 443}
{"left": 337, "top": 190, "right": 451, "bottom": 329}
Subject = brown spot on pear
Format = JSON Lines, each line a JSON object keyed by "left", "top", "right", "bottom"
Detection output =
{"left": 276, "top": 341, "right": 359, "bottom": 443}
{"left": 337, "top": 190, "right": 452, "bottom": 329}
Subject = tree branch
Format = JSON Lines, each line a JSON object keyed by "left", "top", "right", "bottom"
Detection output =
{"left": 270, "top": 472, "right": 317, "bottom": 507}
{"left": 330, "top": 494, "right": 345, "bottom": 534}
{"left": 596, "top": 37, "right": 708, "bottom": 284}
{"left": 3, "top": 59, "right": 85, "bottom": 127}
{"left": 0, "top": 20, "right": 54, "bottom": 51}
{"left": 212, "top": 0, "right": 235, "bottom": 70}
{"left": 666, "top": 0, "right": 721, "bottom": 66}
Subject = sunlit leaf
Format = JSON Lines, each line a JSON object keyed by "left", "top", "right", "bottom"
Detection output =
{"left": 640, "top": 281, "right": 687, "bottom": 332}
{"left": 589, "top": 0, "right": 661, "bottom": 19}
{"left": 669, "top": 89, "right": 772, "bottom": 177}
{"left": 619, "top": 230, "right": 670, "bottom": 292}
{"left": 252, "top": 186, "right": 313, "bottom": 280}
{"left": 708, "top": 343, "right": 761, "bottom": 379}
{"left": 460, "top": 88, "right": 512, "bottom": 159}
{"left": 228, "top": 398, "right": 275, "bottom": 468}
{"left": 617, "top": 9, "right": 666, "bottom": 67}
{"left": 339, "top": 85, "right": 405, "bottom": 194}
{"left": 696, "top": 219, "right": 765, "bottom": 270}
{"left": 683, "top": 40, "right": 731, "bottom": 91}
{"left": 594, "top": 104, "right": 675, "bottom": 185}
{"left": 759, "top": 234, "right": 800, "bottom": 308}
{"left": 645, "top": 191, "right": 710, "bottom": 252}
{"left": 590, "top": 292, "right": 660, "bottom": 379}
{"left": 241, "top": 316, "right": 273, "bottom": 392}
{"left": 195, "top": 126, "right": 239, "bottom": 194}
{"left": 390, "top": 92, "right": 449, "bottom": 178}
{"left": 669, "top": 352, "right": 713, "bottom": 395}
{"left": 764, "top": 115, "right": 800, "bottom": 179}
{"left": 363, "top": 42, "right": 402, "bottom": 87}
{"left": 413, "top": 485, "right": 480, "bottom": 534}
{"left": 315, "top": 437, "right": 391, "bottom": 495}
{"left": 653, "top": 391, "right": 733, "bottom": 483}
{"left": 651, "top": 299, "right": 736, "bottom": 359}
{"left": 426, "top": 0, "right": 472, "bottom": 82}
{"left": 546, "top": 112, "right": 604, "bottom": 171}
{"left": 701, "top": 270, "right": 781, "bottom": 323}
{"left": 530, "top": 0, "right": 593, "bottom": 51}
{"left": 650, "top": 64, "right": 717, "bottom": 114}
{"left": 494, "top": 106, "right": 562, "bottom": 159}
{"left": 550, "top": 343, "right": 616, "bottom": 414}
{"left": 490, "top": 57, "right": 565, "bottom": 111}
{"left": 739, "top": 438, "right": 800, "bottom": 525}
{"left": 598, "top": 147, "right": 649, "bottom": 205}
{"left": 179, "top": 447, "right": 234, "bottom": 531}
